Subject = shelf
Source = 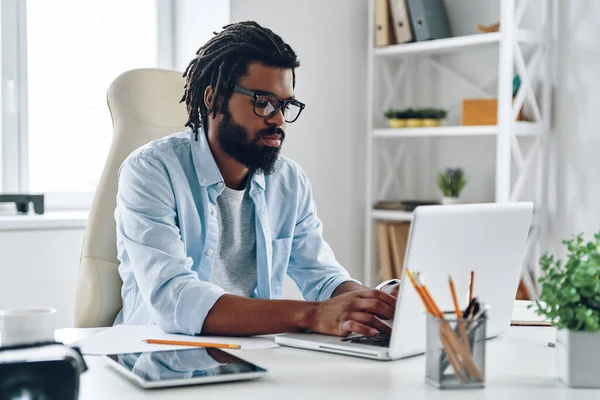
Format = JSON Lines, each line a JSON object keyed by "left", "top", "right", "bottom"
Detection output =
{"left": 0, "top": 211, "right": 89, "bottom": 231}
{"left": 374, "top": 30, "right": 541, "bottom": 58}
{"left": 372, "top": 209, "right": 414, "bottom": 222}
{"left": 375, "top": 33, "right": 501, "bottom": 57}
{"left": 373, "top": 122, "right": 541, "bottom": 138}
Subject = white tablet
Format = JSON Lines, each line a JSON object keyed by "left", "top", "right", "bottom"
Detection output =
{"left": 104, "top": 347, "right": 267, "bottom": 389}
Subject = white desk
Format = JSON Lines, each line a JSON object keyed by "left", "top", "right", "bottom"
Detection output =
{"left": 55, "top": 327, "right": 600, "bottom": 399}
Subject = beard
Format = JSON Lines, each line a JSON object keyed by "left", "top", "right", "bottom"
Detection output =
{"left": 217, "top": 107, "right": 285, "bottom": 176}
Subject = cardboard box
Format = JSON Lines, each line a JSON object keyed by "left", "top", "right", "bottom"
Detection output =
{"left": 461, "top": 98, "right": 524, "bottom": 125}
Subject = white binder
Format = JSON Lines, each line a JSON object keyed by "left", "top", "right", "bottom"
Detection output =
{"left": 389, "top": 0, "right": 413, "bottom": 44}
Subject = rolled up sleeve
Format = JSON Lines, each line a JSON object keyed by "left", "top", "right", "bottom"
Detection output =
{"left": 286, "top": 170, "right": 362, "bottom": 301}
{"left": 116, "top": 157, "right": 225, "bottom": 335}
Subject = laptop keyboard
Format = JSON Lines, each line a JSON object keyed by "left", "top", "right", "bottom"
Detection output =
{"left": 341, "top": 333, "right": 390, "bottom": 347}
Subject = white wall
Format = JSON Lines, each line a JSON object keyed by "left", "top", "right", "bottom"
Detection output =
{"left": 173, "top": 0, "right": 230, "bottom": 71}
{"left": 230, "top": 0, "right": 369, "bottom": 282}
{"left": 0, "top": 228, "right": 84, "bottom": 328}
{"left": 551, "top": 0, "right": 600, "bottom": 255}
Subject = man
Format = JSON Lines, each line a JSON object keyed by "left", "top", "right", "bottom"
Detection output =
{"left": 114, "top": 21, "right": 400, "bottom": 338}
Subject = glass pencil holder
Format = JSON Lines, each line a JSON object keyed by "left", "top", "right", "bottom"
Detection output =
{"left": 425, "top": 313, "right": 487, "bottom": 390}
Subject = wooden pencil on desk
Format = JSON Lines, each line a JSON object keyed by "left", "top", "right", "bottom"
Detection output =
{"left": 144, "top": 339, "right": 241, "bottom": 349}
{"left": 449, "top": 276, "right": 470, "bottom": 350}
{"left": 468, "top": 270, "right": 475, "bottom": 304}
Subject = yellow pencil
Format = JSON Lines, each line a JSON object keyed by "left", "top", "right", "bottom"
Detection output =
{"left": 448, "top": 276, "right": 464, "bottom": 320}
{"left": 144, "top": 339, "right": 241, "bottom": 349}
{"left": 406, "top": 269, "right": 433, "bottom": 314}
{"left": 415, "top": 272, "right": 444, "bottom": 318}
{"left": 449, "top": 276, "right": 470, "bottom": 350}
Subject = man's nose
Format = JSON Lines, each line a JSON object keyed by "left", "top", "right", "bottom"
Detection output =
{"left": 265, "top": 107, "right": 286, "bottom": 127}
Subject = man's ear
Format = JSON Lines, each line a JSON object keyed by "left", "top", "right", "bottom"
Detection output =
{"left": 204, "top": 86, "right": 223, "bottom": 116}
{"left": 203, "top": 86, "right": 214, "bottom": 112}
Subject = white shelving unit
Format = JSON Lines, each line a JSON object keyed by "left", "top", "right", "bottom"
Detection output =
{"left": 373, "top": 122, "right": 542, "bottom": 138}
{"left": 364, "top": 0, "right": 554, "bottom": 298}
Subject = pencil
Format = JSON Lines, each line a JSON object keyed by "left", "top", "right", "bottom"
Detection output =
{"left": 468, "top": 270, "right": 475, "bottom": 304}
{"left": 440, "top": 329, "right": 468, "bottom": 382}
{"left": 448, "top": 277, "right": 463, "bottom": 319}
{"left": 406, "top": 269, "right": 433, "bottom": 314}
{"left": 449, "top": 276, "right": 470, "bottom": 351}
{"left": 415, "top": 273, "right": 443, "bottom": 318}
{"left": 441, "top": 324, "right": 483, "bottom": 381}
{"left": 144, "top": 339, "right": 241, "bottom": 349}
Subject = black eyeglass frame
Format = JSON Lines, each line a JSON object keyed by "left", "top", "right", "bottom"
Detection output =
{"left": 232, "top": 84, "right": 305, "bottom": 123}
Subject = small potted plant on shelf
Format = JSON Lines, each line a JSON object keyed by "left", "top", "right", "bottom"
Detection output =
{"left": 404, "top": 108, "right": 422, "bottom": 127}
{"left": 383, "top": 108, "right": 447, "bottom": 129}
{"left": 436, "top": 168, "right": 467, "bottom": 205}
{"left": 384, "top": 109, "right": 406, "bottom": 128}
{"left": 533, "top": 232, "right": 600, "bottom": 388}
{"left": 422, "top": 108, "right": 447, "bottom": 127}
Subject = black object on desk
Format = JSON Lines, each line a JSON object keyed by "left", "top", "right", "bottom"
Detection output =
{"left": 0, "top": 342, "right": 88, "bottom": 399}
{"left": 0, "top": 194, "right": 44, "bottom": 214}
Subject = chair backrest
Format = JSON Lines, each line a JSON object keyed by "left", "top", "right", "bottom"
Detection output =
{"left": 74, "top": 68, "right": 188, "bottom": 327}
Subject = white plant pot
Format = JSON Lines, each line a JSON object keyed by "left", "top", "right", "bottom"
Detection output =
{"left": 440, "top": 196, "right": 461, "bottom": 205}
{"left": 556, "top": 329, "right": 600, "bottom": 388}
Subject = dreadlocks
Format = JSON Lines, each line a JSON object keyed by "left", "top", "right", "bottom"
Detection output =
{"left": 181, "top": 21, "right": 300, "bottom": 141}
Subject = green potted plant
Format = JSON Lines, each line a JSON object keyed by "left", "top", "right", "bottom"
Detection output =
{"left": 436, "top": 168, "right": 467, "bottom": 205}
{"left": 421, "top": 108, "right": 447, "bottom": 127}
{"left": 533, "top": 232, "right": 600, "bottom": 388}
{"left": 405, "top": 108, "right": 422, "bottom": 127}
{"left": 384, "top": 108, "right": 447, "bottom": 129}
{"left": 384, "top": 109, "right": 406, "bottom": 128}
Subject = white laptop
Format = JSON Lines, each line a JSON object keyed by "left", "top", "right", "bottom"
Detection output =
{"left": 275, "top": 202, "right": 534, "bottom": 360}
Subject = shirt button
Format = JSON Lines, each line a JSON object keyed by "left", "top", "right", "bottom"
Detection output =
{"left": 210, "top": 208, "right": 215, "bottom": 216}
{"left": 217, "top": 182, "right": 224, "bottom": 188}
{"left": 201, "top": 178, "right": 207, "bottom": 185}
{"left": 206, "top": 249, "right": 214, "bottom": 256}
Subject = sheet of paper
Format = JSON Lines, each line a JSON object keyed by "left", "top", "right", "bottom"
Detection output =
{"left": 511, "top": 300, "right": 551, "bottom": 326}
{"left": 71, "top": 325, "right": 279, "bottom": 355}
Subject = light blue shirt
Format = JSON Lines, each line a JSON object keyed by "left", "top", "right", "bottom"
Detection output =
{"left": 114, "top": 128, "right": 359, "bottom": 335}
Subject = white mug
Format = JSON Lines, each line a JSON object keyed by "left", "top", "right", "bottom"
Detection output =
{"left": 0, "top": 308, "right": 56, "bottom": 347}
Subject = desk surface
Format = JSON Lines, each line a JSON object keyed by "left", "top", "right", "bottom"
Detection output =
{"left": 57, "top": 327, "right": 599, "bottom": 400}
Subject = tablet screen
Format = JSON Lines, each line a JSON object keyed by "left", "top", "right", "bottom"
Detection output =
{"left": 105, "top": 347, "right": 266, "bottom": 386}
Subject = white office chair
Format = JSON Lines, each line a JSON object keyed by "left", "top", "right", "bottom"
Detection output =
{"left": 74, "top": 68, "right": 188, "bottom": 327}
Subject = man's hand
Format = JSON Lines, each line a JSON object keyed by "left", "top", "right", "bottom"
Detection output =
{"left": 305, "top": 289, "right": 396, "bottom": 337}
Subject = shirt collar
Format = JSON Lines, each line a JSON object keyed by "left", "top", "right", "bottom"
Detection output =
{"left": 190, "top": 127, "right": 265, "bottom": 190}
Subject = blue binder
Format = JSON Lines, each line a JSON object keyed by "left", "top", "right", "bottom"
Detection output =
{"left": 406, "top": 0, "right": 452, "bottom": 42}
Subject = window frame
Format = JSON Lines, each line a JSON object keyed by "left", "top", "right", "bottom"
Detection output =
{"left": 1, "top": 0, "right": 174, "bottom": 211}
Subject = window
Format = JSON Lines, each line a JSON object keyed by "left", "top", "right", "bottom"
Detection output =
{"left": 1, "top": 0, "right": 172, "bottom": 209}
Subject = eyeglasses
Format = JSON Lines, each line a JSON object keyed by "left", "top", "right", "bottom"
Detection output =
{"left": 232, "top": 85, "right": 305, "bottom": 123}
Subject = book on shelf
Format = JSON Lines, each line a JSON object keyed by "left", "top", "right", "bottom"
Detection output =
{"left": 374, "top": 0, "right": 396, "bottom": 47}
{"left": 376, "top": 221, "right": 411, "bottom": 281}
{"left": 389, "top": 0, "right": 413, "bottom": 44}
{"left": 373, "top": 199, "right": 440, "bottom": 212}
{"left": 406, "top": 0, "right": 451, "bottom": 42}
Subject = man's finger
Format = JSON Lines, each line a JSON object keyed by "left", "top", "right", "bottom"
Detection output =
{"left": 354, "top": 298, "right": 395, "bottom": 320}
{"left": 351, "top": 312, "right": 392, "bottom": 336}
{"left": 340, "top": 320, "right": 377, "bottom": 337}
{"left": 358, "top": 289, "right": 397, "bottom": 308}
